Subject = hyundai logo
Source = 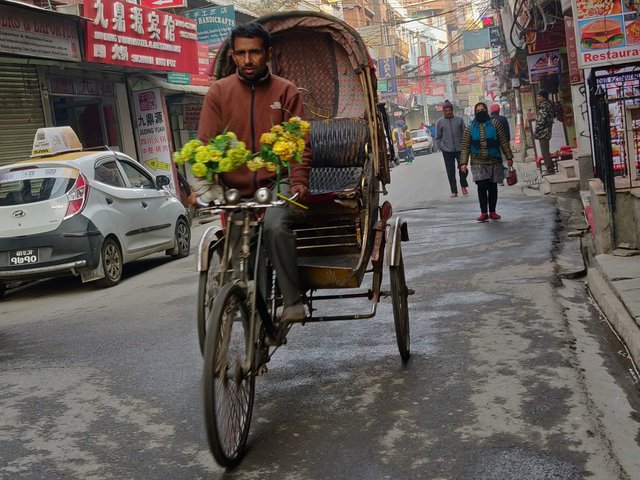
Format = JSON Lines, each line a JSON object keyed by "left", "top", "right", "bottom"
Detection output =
{"left": 12, "top": 210, "right": 26, "bottom": 218}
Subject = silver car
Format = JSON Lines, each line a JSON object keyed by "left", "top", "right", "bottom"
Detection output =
{"left": 410, "top": 129, "right": 434, "bottom": 155}
{"left": 0, "top": 149, "right": 190, "bottom": 297}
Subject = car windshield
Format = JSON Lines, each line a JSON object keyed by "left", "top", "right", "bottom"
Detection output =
{"left": 411, "top": 130, "right": 428, "bottom": 139}
{"left": 0, "top": 167, "right": 77, "bottom": 206}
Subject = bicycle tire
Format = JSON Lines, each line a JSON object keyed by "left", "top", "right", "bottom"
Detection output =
{"left": 390, "top": 249, "right": 410, "bottom": 364}
{"left": 202, "top": 282, "right": 255, "bottom": 468}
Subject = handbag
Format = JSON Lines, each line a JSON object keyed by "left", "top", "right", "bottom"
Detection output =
{"left": 506, "top": 166, "right": 518, "bottom": 186}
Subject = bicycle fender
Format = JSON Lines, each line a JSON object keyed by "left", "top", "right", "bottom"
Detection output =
{"left": 196, "top": 224, "right": 224, "bottom": 272}
{"left": 385, "top": 217, "right": 408, "bottom": 267}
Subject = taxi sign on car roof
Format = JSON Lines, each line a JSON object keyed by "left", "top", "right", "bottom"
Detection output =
{"left": 31, "top": 126, "right": 83, "bottom": 158}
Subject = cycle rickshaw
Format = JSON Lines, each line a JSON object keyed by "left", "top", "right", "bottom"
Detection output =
{"left": 194, "top": 11, "right": 411, "bottom": 468}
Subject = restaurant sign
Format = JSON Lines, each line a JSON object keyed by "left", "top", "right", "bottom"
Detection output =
{"left": 572, "top": 0, "right": 640, "bottom": 68}
{"left": 85, "top": 0, "right": 198, "bottom": 73}
{"left": 0, "top": 5, "right": 80, "bottom": 61}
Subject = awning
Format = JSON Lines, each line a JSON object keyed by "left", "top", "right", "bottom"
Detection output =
{"left": 132, "top": 75, "right": 210, "bottom": 95}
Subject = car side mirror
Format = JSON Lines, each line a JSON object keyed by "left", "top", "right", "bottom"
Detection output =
{"left": 156, "top": 175, "right": 170, "bottom": 189}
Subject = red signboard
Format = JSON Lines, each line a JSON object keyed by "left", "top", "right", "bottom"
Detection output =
{"left": 563, "top": 16, "right": 583, "bottom": 84}
{"left": 140, "top": 0, "right": 185, "bottom": 9}
{"left": 85, "top": 0, "right": 198, "bottom": 73}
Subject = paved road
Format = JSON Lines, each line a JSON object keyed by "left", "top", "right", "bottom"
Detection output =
{"left": 1, "top": 152, "right": 639, "bottom": 479}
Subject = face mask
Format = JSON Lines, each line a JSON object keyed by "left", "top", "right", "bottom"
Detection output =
{"left": 475, "top": 111, "right": 489, "bottom": 123}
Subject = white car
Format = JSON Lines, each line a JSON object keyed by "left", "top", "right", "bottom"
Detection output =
{"left": 410, "top": 129, "right": 434, "bottom": 155}
{"left": 0, "top": 127, "right": 190, "bottom": 298}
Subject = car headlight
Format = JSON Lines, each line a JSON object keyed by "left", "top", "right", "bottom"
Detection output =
{"left": 254, "top": 187, "right": 272, "bottom": 204}
{"left": 224, "top": 188, "right": 241, "bottom": 205}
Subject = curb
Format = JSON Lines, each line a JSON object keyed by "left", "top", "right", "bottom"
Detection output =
{"left": 587, "top": 267, "right": 640, "bottom": 365}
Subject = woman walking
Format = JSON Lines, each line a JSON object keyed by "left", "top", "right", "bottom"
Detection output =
{"left": 460, "top": 102, "right": 513, "bottom": 222}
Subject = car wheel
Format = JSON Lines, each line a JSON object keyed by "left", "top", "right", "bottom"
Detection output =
{"left": 0, "top": 283, "right": 5, "bottom": 299}
{"left": 96, "top": 238, "right": 123, "bottom": 288}
{"left": 170, "top": 217, "right": 191, "bottom": 258}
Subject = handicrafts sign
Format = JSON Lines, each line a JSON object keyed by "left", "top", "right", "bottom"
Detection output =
{"left": 184, "top": 5, "right": 235, "bottom": 48}
{"left": 85, "top": 0, "right": 198, "bottom": 73}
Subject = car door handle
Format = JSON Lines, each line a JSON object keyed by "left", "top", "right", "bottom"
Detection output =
{"left": 141, "top": 201, "right": 148, "bottom": 208}
{"left": 105, "top": 197, "right": 113, "bottom": 205}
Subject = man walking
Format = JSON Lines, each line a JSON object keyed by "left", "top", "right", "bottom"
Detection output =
{"left": 489, "top": 103, "right": 510, "bottom": 140}
{"left": 435, "top": 100, "right": 468, "bottom": 197}
{"left": 535, "top": 89, "right": 555, "bottom": 175}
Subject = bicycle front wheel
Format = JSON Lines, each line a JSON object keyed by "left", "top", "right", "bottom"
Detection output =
{"left": 202, "top": 283, "right": 255, "bottom": 468}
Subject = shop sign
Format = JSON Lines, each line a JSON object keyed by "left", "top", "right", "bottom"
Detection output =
{"left": 140, "top": 0, "right": 185, "bottom": 9}
{"left": 133, "top": 88, "right": 176, "bottom": 194}
{"left": 85, "top": 0, "right": 198, "bottom": 73}
{"left": 526, "top": 50, "right": 561, "bottom": 82}
{"left": 418, "top": 56, "right": 431, "bottom": 94}
{"left": 183, "top": 104, "right": 201, "bottom": 130}
{"left": 377, "top": 57, "right": 397, "bottom": 98}
{"left": 572, "top": 0, "right": 640, "bottom": 68}
{"left": 463, "top": 28, "right": 491, "bottom": 51}
{"left": 0, "top": 5, "right": 80, "bottom": 61}
{"left": 49, "top": 76, "right": 117, "bottom": 96}
{"left": 564, "top": 16, "right": 584, "bottom": 84}
{"left": 166, "top": 42, "right": 211, "bottom": 86}
{"left": 184, "top": 5, "right": 235, "bottom": 48}
{"left": 430, "top": 82, "right": 446, "bottom": 96}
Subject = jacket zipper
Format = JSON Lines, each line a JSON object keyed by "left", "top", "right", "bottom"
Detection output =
{"left": 250, "top": 84, "right": 258, "bottom": 191}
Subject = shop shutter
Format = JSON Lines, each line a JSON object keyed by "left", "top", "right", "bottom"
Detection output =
{"left": 0, "top": 63, "right": 46, "bottom": 166}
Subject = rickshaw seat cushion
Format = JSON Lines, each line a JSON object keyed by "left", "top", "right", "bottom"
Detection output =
{"left": 309, "top": 118, "right": 369, "bottom": 168}
{"left": 309, "top": 166, "right": 362, "bottom": 196}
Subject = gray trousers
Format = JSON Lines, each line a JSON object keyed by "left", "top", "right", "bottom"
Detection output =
{"left": 262, "top": 182, "right": 302, "bottom": 307}
{"left": 539, "top": 138, "right": 554, "bottom": 173}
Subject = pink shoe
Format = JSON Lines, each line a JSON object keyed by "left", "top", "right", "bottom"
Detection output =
{"left": 451, "top": 193, "right": 458, "bottom": 198}
{"left": 461, "top": 187, "right": 469, "bottom": 196}
{"left": 489, "top": 212, "right": 501, "bottom": 220}
{"left": 477, "top": 213, "right": 489, "bottom": 222}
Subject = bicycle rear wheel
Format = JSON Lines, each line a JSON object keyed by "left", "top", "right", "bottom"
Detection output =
{"left": 197, "top": 241, "right": 224, "bottom": 356}
{"left": 203, "top": 282, "right": 255, "bottom": 468}
{"left": 390, "top": 248, "right": 410, "bottom": 364}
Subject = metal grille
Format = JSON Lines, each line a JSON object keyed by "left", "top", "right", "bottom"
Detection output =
{"left": 0, "top": 63, "right": 46, "bottom": 166}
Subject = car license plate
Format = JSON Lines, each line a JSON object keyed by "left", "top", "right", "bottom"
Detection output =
{"left": 9, "top": 249, "right": 39, "bottom": 266}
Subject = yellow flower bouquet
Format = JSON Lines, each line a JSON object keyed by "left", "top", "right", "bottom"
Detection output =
{"left": 247, "top": 116, "right": 310, "bottom": 177}
{"left": 173, "top": 132, "right": 251, "bottom": 182}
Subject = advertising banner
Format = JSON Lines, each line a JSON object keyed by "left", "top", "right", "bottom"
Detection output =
{"left": 463, "top": 28, "right": 491, "bottom": 50}
{"left": 167, "top": 42, "right": 211, "bottom": 86}
{"left": 526, "top": 50, "right": 561, "bottom": 82}
{"left": 377, "top": 57, "right": 397, "bottom": 98}
{"left": 85, "top": 0, "right": 198, "bottom": 73}
{"left": 418, "top": 56, "right": 431, "bottom": 94}
{"left": 184, "top": 5, "right": 235, "bottom": 48}
{"left": 0, "top": 5, "right": 80, "bottom": 61}
{"left": 133, "top": 88, "right": 176, "bottom": 194}
{"left": 564, "top": 16, "right": 584, "bottom": 84}
{"left": 572, "top": 0, "right": 640, "bottom": 67}
{"left": 141, "top": 0, "right": 185, "bottom": 8}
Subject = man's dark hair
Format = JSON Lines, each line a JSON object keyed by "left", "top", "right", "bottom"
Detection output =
{"left": 230, "top": 23, "right": 272, "bottom": 51}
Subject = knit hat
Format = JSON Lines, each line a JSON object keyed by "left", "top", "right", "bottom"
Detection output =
{"left": 442, "top": 100, "right": 453, "bottom": 110}
{"left": 538, "top": 89, "right": 549, "bottom": 100}
{"left": 489, "top": 103, "right": 500, "bottom": 114}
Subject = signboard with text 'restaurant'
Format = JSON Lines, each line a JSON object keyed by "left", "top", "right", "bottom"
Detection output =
{"left": 0, "top": 5, "right": 81, "bottom": 62}
{"left": 572, "top": 0, "right": 640, "bottom": 67}
{"left": 85, "top": 0, "right": 198, "bottom": 73}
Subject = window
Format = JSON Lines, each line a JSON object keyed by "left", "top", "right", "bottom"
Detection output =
{"left": 95, "top": 160, "right": 125, "bottom": 187}
{"left": 119, "top": 160, "right": 155, "bottom": 189}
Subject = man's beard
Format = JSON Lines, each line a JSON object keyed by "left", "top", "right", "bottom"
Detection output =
{"left": 239, "top": 65, "right": 268, "bottom": 82}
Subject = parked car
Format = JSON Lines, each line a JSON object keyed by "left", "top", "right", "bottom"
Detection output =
{"left": 410, "top": 129, "right": 434, "bottom": 155}
{"left": 0, "top": 127, "right": 190, "bottom": 298}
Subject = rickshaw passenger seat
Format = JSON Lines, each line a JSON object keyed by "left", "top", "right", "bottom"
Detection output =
{"left": 308, "top": 118, "right": 370, "bottom": 196}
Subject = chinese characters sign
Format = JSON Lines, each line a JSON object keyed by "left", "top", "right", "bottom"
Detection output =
{"left": 184, "top": 5, "right": 235, "bottom": 48}
{"left": 133, "top": 89, "right": 176, "bottom": 194}
{"left": 0, "top": 5, "right": 80, "bottom": 61}
{"left": 85, "top": 0, "right": 198, "bottom": 73}
{"left": 572, "top": 0, "right": 640, "bottom": 67}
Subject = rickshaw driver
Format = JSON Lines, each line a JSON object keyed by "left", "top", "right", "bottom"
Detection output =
{"left": 197, "top": 23, "right": 312, "bottom": 324}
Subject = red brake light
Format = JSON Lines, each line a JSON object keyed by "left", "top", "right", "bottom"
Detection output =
{"left": 64, "top": 173, "right": 89, "bottom": 219}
